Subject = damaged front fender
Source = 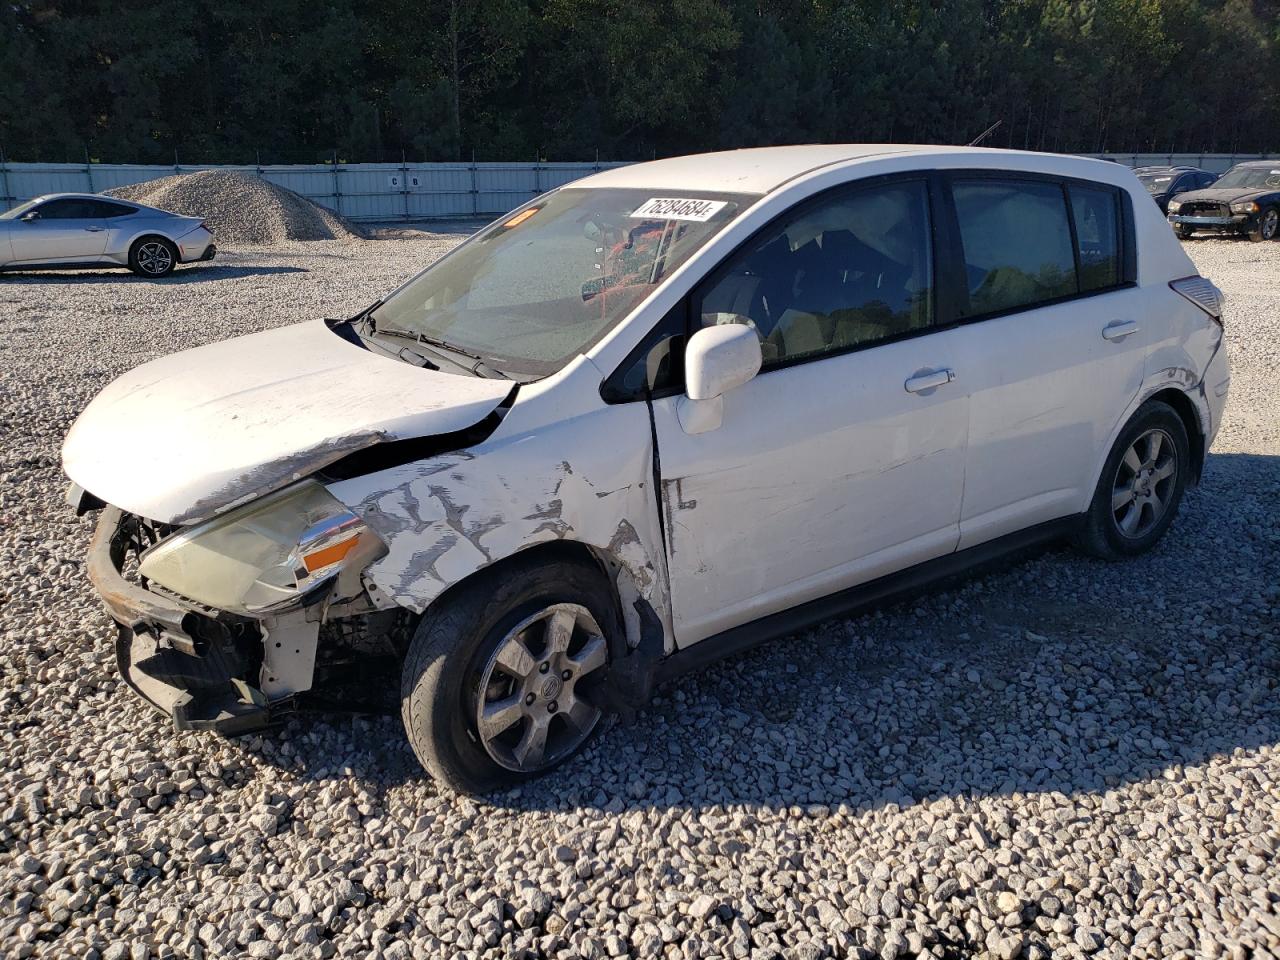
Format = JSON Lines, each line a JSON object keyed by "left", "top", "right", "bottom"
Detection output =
{"left": 325, "top": 396, "right": 673, "bottom": 653}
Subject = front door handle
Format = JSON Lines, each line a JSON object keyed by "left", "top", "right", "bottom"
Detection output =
{"left": 84, "top": 225, "right": 105, "bottom": 232}
{"left": 1102, "top": 319, "right": 1139, "bottom": 341}
{"left": 904, "top": 368, "right": 956, "bottom": 394}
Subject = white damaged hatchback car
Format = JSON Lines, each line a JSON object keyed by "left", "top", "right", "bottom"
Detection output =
{"left": 63, "top": 146, "right": 1230, "bottom": 793}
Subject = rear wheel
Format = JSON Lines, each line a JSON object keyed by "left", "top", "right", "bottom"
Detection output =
{"left": 400, "top": 556, "right": 617, "bottom": 793}
{"left": 1249, "top": 206, "right": 1279, "bottom": 242}
{"left": 128, "top": 237, "right": 177, "bottom": 277}
{"left": 1074, "top": 400, "right": 1190, "bottom": 559}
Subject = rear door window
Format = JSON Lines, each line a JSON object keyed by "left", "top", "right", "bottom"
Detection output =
{"left": 952, "top": 180, "right": 1077, "bottom": 317}
{"left": 1068, "top": 185, "right": 1121, "bottom": 292}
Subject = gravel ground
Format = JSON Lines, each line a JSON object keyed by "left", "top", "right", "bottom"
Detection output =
{"left": 1, "top": 234, "right": 1277, "bottom": 960}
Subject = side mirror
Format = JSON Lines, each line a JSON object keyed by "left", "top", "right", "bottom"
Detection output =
{"left": 685, "top": 322, "right": 762, "bottom": 400}
{"left": 677, "top": 323, "right": 762, "bottom": 435}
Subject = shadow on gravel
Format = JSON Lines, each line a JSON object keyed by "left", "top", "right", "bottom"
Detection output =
{"left": 254, "top": 452, "right": 1278, "bottom": 815}
{"left": 0, "top": 264, "right": 309, "bottom": 283}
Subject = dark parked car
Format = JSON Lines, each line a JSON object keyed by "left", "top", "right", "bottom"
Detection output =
{"left": 1167, "top": 161, "right": 1280, "bottom": 241}
{"left": 1134, "top": 165, "right": 1218, "bottom": 214}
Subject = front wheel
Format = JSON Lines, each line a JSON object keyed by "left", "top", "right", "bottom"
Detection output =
{"left": 400, "top": 557, "right": 617, "bottom": 793}
{"left": 128, "top": 237, "right": 177, "bottom": 277}
{"left": 1174, "top": 224, "right": 1195, "bottom": 240}
{"left": 1074, "top": 400, "right": 1190, "bottom": 560}
{"left": 1248, "top": 206, "right": 1279, "bottom": 242}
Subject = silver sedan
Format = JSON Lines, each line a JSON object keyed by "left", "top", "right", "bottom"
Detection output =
{"left": 0, "top": 193, "right": 215, "bottom": 278}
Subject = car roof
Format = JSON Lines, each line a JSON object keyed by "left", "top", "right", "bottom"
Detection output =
{"left": 28, "top": 192, "right": 173, "bottom": 215}
{"left": 31, "top": 192, "right": 136, "bottom": 203}
{"left": 1134, "top": 165, "right": 1201, "bottom": 173}
{"left": 574, "top": 144, "right": 1123, "bottom": 194}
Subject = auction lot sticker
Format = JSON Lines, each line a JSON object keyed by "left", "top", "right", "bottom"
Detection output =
{"left": 631, "top": 198, "right": 728, "bottom": 221}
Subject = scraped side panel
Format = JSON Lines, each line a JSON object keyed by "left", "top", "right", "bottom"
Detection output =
{"left": 324, "top": 402, "right": 671, "bottom": 650}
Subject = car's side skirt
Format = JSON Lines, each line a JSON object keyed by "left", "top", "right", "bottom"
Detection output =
{"left": 0, "top": 259, "right": 121, "bottom": 271}
{"left": 654, "top": 515, "right": 1080, "bottom": 683}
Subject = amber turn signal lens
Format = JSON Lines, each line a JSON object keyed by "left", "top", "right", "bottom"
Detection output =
{"left": 301, "top": 536, "right": 361, "bottom": 574}
{"left": 503, "top": 208, "right": 539, "bottom": 228}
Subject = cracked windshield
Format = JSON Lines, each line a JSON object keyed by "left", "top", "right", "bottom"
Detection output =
{"left": 368, "top": 187, "right": 752, "bottom": 378}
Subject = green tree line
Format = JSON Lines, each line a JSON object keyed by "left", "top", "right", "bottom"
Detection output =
{"left": 2, "top": 0, "right": 1277, "bottom": 163}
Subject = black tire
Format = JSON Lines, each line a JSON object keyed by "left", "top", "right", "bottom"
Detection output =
{"left": 1074, "top": 400, "right": 1190, "bottom": 560}
{"left": 128, "top": 236, "right": 178, "bottom": 277}
{"left": 400, "top": 555, "right": 619, "bottom": 794}
{"left": 1248, "top": 206, "right": 1279, "bottom": 242}
{"left": 1175, "top": 224, "right": 1195, "bottom": 240}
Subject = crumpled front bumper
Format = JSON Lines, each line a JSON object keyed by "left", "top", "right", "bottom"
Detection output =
{"left": 87, "top": 506, "right": 278, "bottom": 734}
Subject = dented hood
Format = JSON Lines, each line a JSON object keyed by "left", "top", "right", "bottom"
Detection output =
{"left": 62, "top": 319, "right": 511, "bottom": 525}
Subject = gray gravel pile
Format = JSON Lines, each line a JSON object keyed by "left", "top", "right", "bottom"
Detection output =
{"left": 106, "top": 171, "right": 367, "bottom": 244}
{"left": 1, "top": 235, "right": 1277, "bottom": 960}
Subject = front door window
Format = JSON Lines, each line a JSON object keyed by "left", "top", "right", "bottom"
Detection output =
{"left": 697, "top": 181, "right": 934, "bottom": 366}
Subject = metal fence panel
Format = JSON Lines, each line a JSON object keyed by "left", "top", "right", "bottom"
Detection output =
{"left": 1092, "top": 153, "right": 1277, "bottom": 173}
{"left": 259, "top": 166, "right": 337, "bottom": 202}
{"left": 0, "top": 159, "right": 632, "bottom": 220}
{"left": 406, "top": 164, "right": 473, "bottom": 219}
{"left": 88, "top": 164, "right": 183, "bottom": 190}
{"left": 4, "top": 163, "right": 94, "bottom": 200}
{"left": 5, "top": 155, "right": 1271, "bottom": 220}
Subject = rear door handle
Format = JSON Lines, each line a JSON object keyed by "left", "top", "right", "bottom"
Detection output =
{"left": 904, "top": 368, "right": 955, "bottom": 394}
{"left": 1102, "top": 319, "right": 1139, "bottom": 341}
{"left": 84, "top": 226, "right": 105, "bottom": 232}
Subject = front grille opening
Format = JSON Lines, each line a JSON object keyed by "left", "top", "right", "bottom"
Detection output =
{"left": 115, "top": 512, "right": 180, "bottom": 588}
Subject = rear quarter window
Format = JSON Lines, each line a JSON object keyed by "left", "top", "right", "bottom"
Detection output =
{"left": 93, "top": 200, "right": 137, "bottom": 218}
{"left": 1068, "top": 184, "right": 1120, "bottom": 293}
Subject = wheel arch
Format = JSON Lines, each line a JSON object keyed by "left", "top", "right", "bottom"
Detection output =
{"left": 129, "top": 231, "right": 176, "bottom": 252}
{"left": 1084, "top": 380, "right": 1209, "bottom": 518}
{"left": 411, "top": 538, "right": 666, "bottom": 673}
{"left": 1147, "top": 387, "right": 1206, "bottom": 485}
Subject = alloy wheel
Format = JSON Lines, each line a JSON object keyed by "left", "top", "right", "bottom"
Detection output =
{"left": 1111, "top": 427, "right": 1177, "bottom": 539}
{"left": 1263, "top": 209, "right": 1279, "bottom": 240}
{"left": 474, "top": 603, "right": 608, "bottom": 772}
{"left": 136, "top": 241, "right": 173, "bottom": 275}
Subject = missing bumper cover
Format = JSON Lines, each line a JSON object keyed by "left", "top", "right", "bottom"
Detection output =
{"left": 90, "top": 507, "right": 276, "bottom": 733}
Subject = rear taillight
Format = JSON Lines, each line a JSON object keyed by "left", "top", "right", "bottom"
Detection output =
{"left": 1170, "top": 276, "right": 1224, "bottom": 322}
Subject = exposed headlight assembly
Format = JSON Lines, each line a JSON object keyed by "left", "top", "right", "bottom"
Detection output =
{"left": 1166, "top": 200, "right": 1182, "bottom": 214}
{"left": 1230, "top": 200, "right": 1259, "bottom": 214}
{"left": 138, "top": 481, "right": 384, "bottom": 615}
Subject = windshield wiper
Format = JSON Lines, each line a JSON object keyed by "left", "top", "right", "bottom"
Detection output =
{"left": 417, "top": 334, "right": 481, "bottom": 363}
{"left": 373, "top": 326, "right": 509, "bottom": 380}
{"left": 370, "top": 325, "right": 422, "bottom": 342}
